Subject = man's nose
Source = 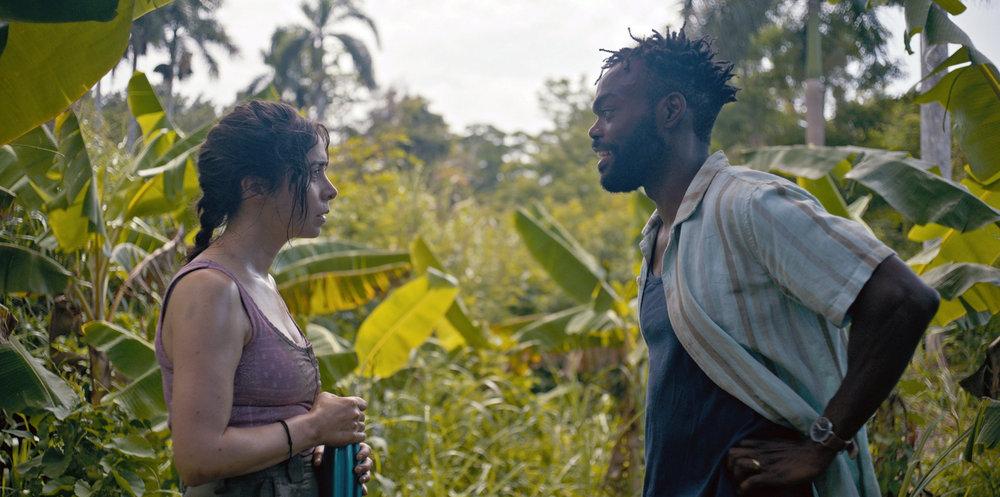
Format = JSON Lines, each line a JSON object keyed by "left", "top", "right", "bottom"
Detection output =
{"left": 588, "top": 120, "right": 601, "bottom": 140}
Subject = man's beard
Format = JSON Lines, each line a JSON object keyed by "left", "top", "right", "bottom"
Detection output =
{"left": 599, "top": 114, "right": 667, "bottom": 193}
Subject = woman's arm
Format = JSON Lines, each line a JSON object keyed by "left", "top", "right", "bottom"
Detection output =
{"left": 164, "top": 270, "right": 365, "bottom": 486}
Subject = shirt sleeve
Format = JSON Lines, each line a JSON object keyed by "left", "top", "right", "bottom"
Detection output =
{"left": 742, "top": 180, "right": 895, "bottom": 327}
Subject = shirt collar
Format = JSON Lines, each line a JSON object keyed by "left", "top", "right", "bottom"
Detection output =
{"left": 640, "top": 150, "right": 730, "bottom": 242}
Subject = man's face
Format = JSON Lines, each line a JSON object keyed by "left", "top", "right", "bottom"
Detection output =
{"left": 588, "top": 61, "right": 667, "bottom": 193}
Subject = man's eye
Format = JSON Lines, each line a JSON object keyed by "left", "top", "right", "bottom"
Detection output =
{"left": 600, "top": 109, "right": 614, "bottom": 118}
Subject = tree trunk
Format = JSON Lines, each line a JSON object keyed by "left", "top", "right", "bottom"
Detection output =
{"left": 804, "top": 0, "right": 824, "bottom": 147}
{"left": 920, "top": 39, "right": 951, "bottom": 179}
{"left": 91, "top": 78, "right": 104, "bottom": 129}
{"left": 127, "top": 52, "right": 140, "bottom": 150}
{"left": 165, "top": 25, "right": 179, "bottom": 120}
{"left": 920, "top": 38, "right": 951, "bottom": 369}
{"left": 681, "top": 0, "right": 696, "bottom": 31}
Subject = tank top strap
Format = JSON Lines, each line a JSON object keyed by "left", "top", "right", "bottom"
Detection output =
{"left": 159, "top": 259, "right": 267, "bottom": 343}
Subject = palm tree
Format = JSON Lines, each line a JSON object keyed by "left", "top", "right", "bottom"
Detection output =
{"left": 685, "top": 0, "right": 897, "bottom": 149}
{"left": 153, "top": 0, "right": 238, "bottom": 118}
{"left": 262, "top": 0, "right": 380, "bottom": 120}
{"left": 804, "top": 0, "right": 824, "bottom": 146}
{"left": 919, "top": 29, "right": 951, "bottom": 178}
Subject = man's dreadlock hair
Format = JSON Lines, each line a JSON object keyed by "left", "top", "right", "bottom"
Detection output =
{"left": 598, "top": 29, "right": 738, "bottom": 143}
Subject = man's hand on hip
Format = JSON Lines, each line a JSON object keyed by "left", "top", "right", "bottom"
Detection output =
{"left": 726, "top": 436, "right": 836, "bottom": 495}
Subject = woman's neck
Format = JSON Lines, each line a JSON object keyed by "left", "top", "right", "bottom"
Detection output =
{"left": 208, "top": 212, "right": 288, "bottom": 277}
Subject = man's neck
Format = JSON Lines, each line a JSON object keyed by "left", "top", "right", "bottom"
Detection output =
{"left": 644, "top": 142, "right": 709, "bottom": 229}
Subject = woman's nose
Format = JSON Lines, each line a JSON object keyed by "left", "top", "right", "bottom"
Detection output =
{"left": 325, "top": 180, "right": 338, "bottom": 201}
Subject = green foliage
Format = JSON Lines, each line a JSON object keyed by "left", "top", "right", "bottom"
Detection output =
{"left": 2, "top": 2, "right": 1000, "bottom": 495}
{"left": 368, "top": 345, "right": 622, "bottom": 497}
{"left": 0, "top": 0, "right": 172, "bottom": 145}
{"left": 80, "top": 320, "right": 167, "bottom": 426}
{"left": 0, "top": 244, "right": 71, "bottom": 296}
{"left": 0, "top": 337, "right": 78, "bottom": 418}
{"left": 261, "top": 0, "right": 379, "bottom": 120}
{"left": 1, "top": 400, "right": 177, "bottom": 496}
{"left": 354, "top": 269, "right": 458, "bottom": 378}
{"left": 0, "top": 0, "right": 118, "bottom": 23}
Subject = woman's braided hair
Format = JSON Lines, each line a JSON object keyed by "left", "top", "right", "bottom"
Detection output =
{"left": 187, "top": 100, "right": 330, "bottom": 262}
{"left": 598, "top": 29, "right": 739, "bottom": 143}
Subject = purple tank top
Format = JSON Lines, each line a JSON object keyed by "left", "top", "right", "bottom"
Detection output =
{"left": 155, "top": 260, "right": 320, "bottom": 428}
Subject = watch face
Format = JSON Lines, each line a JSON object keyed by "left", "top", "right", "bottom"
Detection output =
{"left": 810, "top": 416, "right": 833, "bottom": 442}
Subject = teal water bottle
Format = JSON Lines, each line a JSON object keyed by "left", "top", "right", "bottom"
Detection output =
{"left": 319, "top": 443, "right": 363, "bottom": 497}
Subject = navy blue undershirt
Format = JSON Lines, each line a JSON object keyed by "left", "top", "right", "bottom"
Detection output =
{"left": 639, "top": 272, "right": 772, "bottom": 497}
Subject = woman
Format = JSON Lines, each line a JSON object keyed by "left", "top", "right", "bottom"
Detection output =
{"left": 155, "top": 100, "right": 373, "bottom": 496}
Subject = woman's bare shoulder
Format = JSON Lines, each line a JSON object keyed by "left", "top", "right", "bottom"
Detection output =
{"left": 163, "top": 268, "right": 250, "bottom": 349}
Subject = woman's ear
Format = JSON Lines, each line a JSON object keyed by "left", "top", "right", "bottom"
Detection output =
{"left": 240, "top": 176, "right": 266, "bottom": 199}
{"left": 655, "top": 92, "right": 687, "bottom": 132}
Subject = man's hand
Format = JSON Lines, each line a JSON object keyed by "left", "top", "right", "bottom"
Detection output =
{"left": 726, "top": 437, "right": 836, "bottom": 495}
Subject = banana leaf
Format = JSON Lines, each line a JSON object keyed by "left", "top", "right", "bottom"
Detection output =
{"left": 279, "top": 263, "right": 410, "bottom": 316}
{"left": 354, "top": 269, "right": 458, "bottom": 378}
{"left": 304, "top": 323, "right": 358, "bottom": 389}
{"left": 0, "top": 0, "right": 173, "bottom": 145}
{"left": 513, "top": 204, "right": 618, "bottom": 308}
{"left": 409, "top": 236, "right": 490, "bottom": 349}
{"left": 0, "top": 243, "right": 71, "bottom": 295}
{"left": 0, "top": 337, "right": 78, "bottom": 419}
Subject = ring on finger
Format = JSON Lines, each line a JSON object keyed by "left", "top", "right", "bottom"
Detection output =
{"left": 749, "top": 458, "right": 762, "bottom": 471}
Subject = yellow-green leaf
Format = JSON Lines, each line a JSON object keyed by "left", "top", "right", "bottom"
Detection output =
{"left": 279, "top": 263, "right": 410, "bottom": 316}
{"left": 0, "top": 0, "right": 135, "bottom": 145}
{"left": 354, "top": 269, "right": 458, "bottom": 378}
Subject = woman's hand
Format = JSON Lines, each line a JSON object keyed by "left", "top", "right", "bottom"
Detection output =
{"left": 308, "top": 392, "right": 367, "bottom": 447}
{"left": 311, "top": 442, "right": 374, "bottom": 495}
{"left": 355, "top": 442, "right": 374, "bottom": 495}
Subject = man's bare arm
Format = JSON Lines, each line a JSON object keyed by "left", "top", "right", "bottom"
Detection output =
{"left": 728, "top": 255, "right": 939, "bottom": 494}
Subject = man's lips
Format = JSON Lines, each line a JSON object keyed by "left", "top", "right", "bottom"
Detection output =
{"left": 594, "top": 148, "right": 613, "bottom": 171}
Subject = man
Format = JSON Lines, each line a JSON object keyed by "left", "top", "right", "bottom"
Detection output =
{"left": 589, "top": 30, "right": 939, "bottom": 497}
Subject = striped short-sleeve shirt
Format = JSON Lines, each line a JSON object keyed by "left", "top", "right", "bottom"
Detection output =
{"left": 637, "top": 151, "right": 894, "bottom": 497}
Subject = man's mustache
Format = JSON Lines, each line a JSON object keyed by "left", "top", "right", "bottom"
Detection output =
{"left": 592, "top": 141, "right": 614, "bottom": 152}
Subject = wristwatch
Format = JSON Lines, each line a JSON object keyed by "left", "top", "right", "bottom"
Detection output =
{"left": 809, "top": 416, "right": 859, "bottom": 459}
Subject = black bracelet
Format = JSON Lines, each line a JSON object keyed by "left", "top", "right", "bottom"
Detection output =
{"left": 277, "top": 419, "right": 293, "bottom": 461}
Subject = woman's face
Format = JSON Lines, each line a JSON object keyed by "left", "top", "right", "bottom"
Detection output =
{"left": 273, "top": 138, "right": 338, "bottom": 239}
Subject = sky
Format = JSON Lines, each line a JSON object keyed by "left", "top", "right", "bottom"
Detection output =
{"left": 104, "top": 0, "right": 1000, "bottom": 135}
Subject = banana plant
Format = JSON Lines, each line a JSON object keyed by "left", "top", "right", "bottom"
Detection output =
{"left": 314, "top": 236, "right": 489, "bottom": 380}
{"left": 899, "top": 0, "right": 1000, "bottom": 186}
{"left": 0, "top": 337, "right": 79, "bottom": 420}
{"left": 0, "top": 72, "right": 207, "bottom": 404}
{"left": 273, "top": 237, "right": 412, "bottom": 316}
{"left": 0, "top": 0, "right": 174, "bottom": 145}
{"left": 505, "top": 200, "right": 640, "bottom": 353}
{"left": 270, "top": 235, "right": 490, "bottom": 383}
{"left": 409, "top": 236, "right": 491, "bottom": 350}
{"left": 0, "top": 243, "right": 71, "bottom": 296}
{"left": 742, "top": 145, "right": 1000, "bottom": 328}
{"left": 353, "top": 267, "right": 460, "bottom": 378}
{"left": 79, "top": 320, "right": 167, "bottom": 428}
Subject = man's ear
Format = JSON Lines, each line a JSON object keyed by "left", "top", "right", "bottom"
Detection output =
{"left": 655, "top": 92, "right": 687, "bottom": 132}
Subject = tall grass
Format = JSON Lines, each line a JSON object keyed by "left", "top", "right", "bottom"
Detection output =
{"left": 363, "top": 344, "right": 626, "bottom": 497}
